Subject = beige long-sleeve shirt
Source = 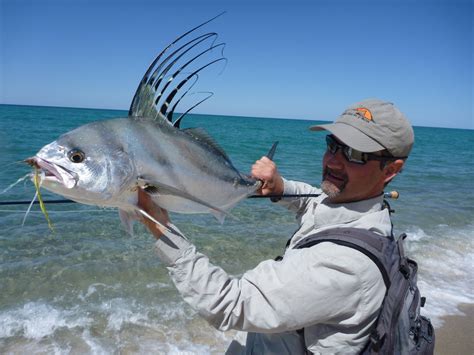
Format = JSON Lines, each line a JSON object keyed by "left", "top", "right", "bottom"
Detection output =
{"left": 154, "top": 179, "right": 390, "bottom": 354}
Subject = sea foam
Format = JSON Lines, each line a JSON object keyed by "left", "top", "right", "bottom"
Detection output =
{"left": 404, "top": 224, "right": 474, "bottom": 327}
{"left": 0, "top": 302, "right": 91, "bottom": 339}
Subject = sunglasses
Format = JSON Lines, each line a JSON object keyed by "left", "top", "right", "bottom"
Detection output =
{"left": 325, "top": 135, "right": 395, "bottom": 165}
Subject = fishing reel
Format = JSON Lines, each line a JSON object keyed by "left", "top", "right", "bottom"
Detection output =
{"left": 383, "top": 190, "right": 399, "bottom": 214}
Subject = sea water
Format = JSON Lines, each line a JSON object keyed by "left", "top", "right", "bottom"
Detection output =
{"left": 0, "top": 104, "right": 472, "bottom": 353}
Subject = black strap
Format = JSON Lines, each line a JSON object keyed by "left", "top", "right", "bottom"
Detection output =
{"left": 294, "top": 228, "right": 404, "bottom": 354}
{"left": 294, "top": 228, "right": 395, "bottom": 289}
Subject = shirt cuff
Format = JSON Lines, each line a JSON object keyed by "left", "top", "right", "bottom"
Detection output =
{"left": 281, "top": 178, "right": 299, "bottom": 195}
{"left": 274, "top": 178, "right": 297, "bottom": 204}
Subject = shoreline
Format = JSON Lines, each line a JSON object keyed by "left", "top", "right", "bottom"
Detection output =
{"left": 434, "top": 303, "right": 474, "bottom": 355}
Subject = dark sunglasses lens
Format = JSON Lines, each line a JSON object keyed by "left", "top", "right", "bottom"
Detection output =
{"left": 344, "top": 147, "right": 366, "bottom": 164}
{"left": 345, "top": 147, "right": 365, "bottom": 164}
{"left": 325, "top": 135, "right": 338, "bottom": 154}
{"left": 326, "top": 135, "right": 367, "bottom": 164}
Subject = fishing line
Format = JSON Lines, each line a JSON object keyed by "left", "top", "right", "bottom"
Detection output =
{"left": 0, "top": 195, "right": 314, "bottom": 205}
{"left": 2, "top": 160, "right": 28, "bottom": 169}
{"left": 248, "top": 194, "right": 321, "bottom": 199}
{"left": 21, "top": 191, "right": 37, "bottom": 227}
{"left": 0, "top": 209, "right": 111, "bottom": 214}
{"left": 0, "top": 191, "right": 399, "bottom": 206}
{"left": 0, "top": 173, "right": 31, "bottom": 195}
{"left": 0, "top": 199, "right": 75, "bottom": 206}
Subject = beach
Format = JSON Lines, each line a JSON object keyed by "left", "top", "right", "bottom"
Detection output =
{"left": 435, "top": 304, "right": 474, "bottom": 354}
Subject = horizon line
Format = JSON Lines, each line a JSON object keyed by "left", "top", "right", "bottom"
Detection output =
{"left": 0, "top": 102, "right": 471, "bottom": 131}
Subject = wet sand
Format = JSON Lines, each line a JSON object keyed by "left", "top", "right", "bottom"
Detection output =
{"left": 434, "top": 304, "right": 474, "bottom": 355}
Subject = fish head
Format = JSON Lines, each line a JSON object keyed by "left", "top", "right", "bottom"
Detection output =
{"left": 26, "top": 122, "right": 136, "bottom": 205}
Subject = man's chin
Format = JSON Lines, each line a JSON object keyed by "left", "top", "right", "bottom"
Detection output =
{"left": 321, "top": 180, "right": 343, "bottom": 201}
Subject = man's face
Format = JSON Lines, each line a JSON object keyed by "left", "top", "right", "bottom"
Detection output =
{"left": 321, "top": 137, "right": 388, "bottom": 203}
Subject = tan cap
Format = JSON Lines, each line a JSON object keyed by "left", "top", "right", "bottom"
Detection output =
{"left": 309, "top": 98, "right": 414, "bottom": 158}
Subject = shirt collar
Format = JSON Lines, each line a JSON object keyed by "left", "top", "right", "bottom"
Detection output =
{"left": 313, "top": 193, "right": 385, "bottom": 229}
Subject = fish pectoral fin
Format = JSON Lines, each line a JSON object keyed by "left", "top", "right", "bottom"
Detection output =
{"left": 137, "top": 177, "right": 232, "bottom": 221}
{"left": 119, "top": 209, "right": 139, "bottom": 236}
{"left": 120, "top": 205, "right": 185, "bottom": 238}
{"left": 136, "top": 209, "right": 185, "bottom": 238}
{"left": 211, "top": 210, "right": 227, "bottom": 224}
{"left": 144, "top": 185, "right": 160, "bottom": 194}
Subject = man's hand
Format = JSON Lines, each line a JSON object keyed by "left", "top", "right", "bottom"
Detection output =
{"left": 137, "top": 188, "right": 170, "bottom": 239}
{"left": 251, "top": 156, "right": 284, "bottom": 196}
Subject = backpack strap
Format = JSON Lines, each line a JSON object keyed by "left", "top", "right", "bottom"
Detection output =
{"left": 294, "top": 227, "right": 396, "bottom": 290}
{"left": 396, "top": 233, "right": 411, "bottom": 278}
{"left": 294, "top": 228, "right": 397, "bottom": 354}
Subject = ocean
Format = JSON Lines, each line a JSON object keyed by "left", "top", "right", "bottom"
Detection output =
{"left": 0, "top": 104, "right": 473, "bottom": 353}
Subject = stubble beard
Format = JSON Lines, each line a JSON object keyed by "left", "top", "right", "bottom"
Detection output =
{"left": 321, "top": 180, "right": 342, "bottom": 199}
{"left": 321, "top": 168, "right": 348, "bottom": 200}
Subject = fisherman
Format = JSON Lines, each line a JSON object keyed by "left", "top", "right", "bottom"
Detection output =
{"left": 138, "top": 98, "right": 414, "bottom": 354}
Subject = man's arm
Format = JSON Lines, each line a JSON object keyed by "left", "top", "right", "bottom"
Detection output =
{"left": 251, "top": 156, "right": 284, "bottom": 196}
{"left": 251, "top": 156, "right": 321, "bottom": 213}
{"left": 136, "top": 190, "right": 383, "bottom": 334}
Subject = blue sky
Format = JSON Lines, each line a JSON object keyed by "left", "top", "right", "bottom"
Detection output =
{"left": 1, "top": 0, "right": 472, "bottom": 129}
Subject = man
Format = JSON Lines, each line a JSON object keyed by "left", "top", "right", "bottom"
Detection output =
{"left": 138, "top": 98, "right": 414, "bottom": 354}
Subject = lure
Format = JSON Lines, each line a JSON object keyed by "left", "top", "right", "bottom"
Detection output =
{"left": 33, "top": 168, "right": 54, "bottom": 231}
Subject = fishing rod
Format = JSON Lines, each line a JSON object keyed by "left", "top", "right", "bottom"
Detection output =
{"left": 0, "top": 191, "right": 399, "bottom": 206}
{"left": 248, "top": 191, "right": 399, "bottom": 199}
{"left": 2, "top": 139, "right": 400, "bottom": 206}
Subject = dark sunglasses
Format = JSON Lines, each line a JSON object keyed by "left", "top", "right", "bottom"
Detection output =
{"left": 325, "top": 135, "right": 395, "bottom": 165}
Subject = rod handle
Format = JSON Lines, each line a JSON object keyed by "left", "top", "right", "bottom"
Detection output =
{"left": 384, "top": 191, "right": 399, "bottom": 199}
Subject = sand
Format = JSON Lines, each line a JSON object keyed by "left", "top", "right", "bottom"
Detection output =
{"left": 434, "top": 304, "right": 474, "bottom": 355}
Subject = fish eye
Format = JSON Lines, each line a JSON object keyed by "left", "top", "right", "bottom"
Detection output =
{"left": 68, "top": 149, "right": 86, "bottom": 163}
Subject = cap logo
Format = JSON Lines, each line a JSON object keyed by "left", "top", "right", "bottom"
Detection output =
{"left": 355, "top": 107, "right": 373, "bottom": 122}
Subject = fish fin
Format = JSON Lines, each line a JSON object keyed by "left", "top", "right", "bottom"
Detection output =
{"left": 172, "top": 90, "right": 213, "bottom": 129}
{"left": 136, "top": 208, "right": 185, "bottom": 238}
{"left": 144, "top": 185, "right": 160, "bottom": 194}
{"left": 137, "top": 177, "right": 232, "bottom": 220}
{"left": 212, "top": 209, "right": 240, "bottom": 224}
{"left": 119, "top": 209, "right": 138, "bottom": 236}
{"left": 128, "top": 13, "right": 226, "bottom": 128}
{"left": 266, "top": 141, "right": 279, "bottom": 160}
{"left": 182, "top": 127, "right": 231, "bottom": 161}
{"left": 211, "top": 210, "right": 225, "bottom": 224}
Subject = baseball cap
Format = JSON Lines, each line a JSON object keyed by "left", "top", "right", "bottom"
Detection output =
{"left": 309, "top": 98, "right": 414, "bottom": 158}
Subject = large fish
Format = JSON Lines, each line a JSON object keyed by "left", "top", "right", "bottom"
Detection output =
{"left": 25, "top": 16, "right": 264, "bottom": 233}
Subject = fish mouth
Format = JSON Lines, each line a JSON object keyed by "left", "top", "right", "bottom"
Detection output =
{"left": 25, "top": 157, "right": 77, "bottom": 189}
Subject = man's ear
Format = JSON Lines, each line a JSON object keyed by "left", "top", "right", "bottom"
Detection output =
{"left": 383, "top": 159, "right": 404, "bottom": 185}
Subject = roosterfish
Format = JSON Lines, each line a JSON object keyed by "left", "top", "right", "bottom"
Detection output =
{"left": 25, "top": 16, "right": 270, "bottom": 234}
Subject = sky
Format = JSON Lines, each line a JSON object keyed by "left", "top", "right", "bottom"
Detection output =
{"left": 1, "top": 0, "right": 472, "bottom": 129}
